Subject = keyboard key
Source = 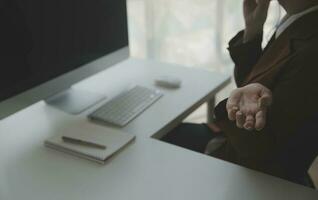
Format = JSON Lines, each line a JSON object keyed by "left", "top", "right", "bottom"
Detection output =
{"left": 89, "top": 86, "right": 163, "bottom": 127}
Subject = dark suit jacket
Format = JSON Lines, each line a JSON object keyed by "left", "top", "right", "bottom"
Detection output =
{"left": 213, "top": 10, "right": 318, "bottom": 178}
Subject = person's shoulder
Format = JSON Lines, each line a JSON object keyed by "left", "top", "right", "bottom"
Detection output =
{"left": 287, "top": 10, "right": 318, "bottom": 44}
{"left": 291, "top": 32, "right": 318, "bottom": 58}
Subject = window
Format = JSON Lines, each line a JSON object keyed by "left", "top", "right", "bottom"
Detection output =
{"left": 127, "top": 0, "right": 284, "bottom": 122}
{"left": 128, "top": 0, "right": 284, "bottom": 72}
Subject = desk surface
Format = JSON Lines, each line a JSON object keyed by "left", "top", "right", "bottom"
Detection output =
{"left": 0, "top": 59, "right": 317, "bottom": 200}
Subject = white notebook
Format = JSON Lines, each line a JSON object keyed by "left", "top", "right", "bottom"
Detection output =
{"left": 44, "top": 123, "right": 135, "bottom": 164}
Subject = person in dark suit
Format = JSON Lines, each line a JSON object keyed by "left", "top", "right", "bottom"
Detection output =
{"left": 162, "top": 0, "right": 318, "bottom": 182}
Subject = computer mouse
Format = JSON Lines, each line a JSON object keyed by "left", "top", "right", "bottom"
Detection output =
{"left": 155, "top": 76, "right": 182, "bottom": 89}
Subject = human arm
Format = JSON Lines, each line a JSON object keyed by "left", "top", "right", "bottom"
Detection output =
{"left": 214, "top": 43, "right": 318, "bottom": 171}
{"left": 228, "top": 0, "right": 271, "bottom": 86}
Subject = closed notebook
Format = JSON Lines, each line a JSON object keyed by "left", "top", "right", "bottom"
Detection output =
{"left": 44, "top": 122, "right": 135, "bottom": 164}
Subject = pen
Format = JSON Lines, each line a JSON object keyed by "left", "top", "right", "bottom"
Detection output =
{"left": 62, "top": 136, "right": 107, "bottom": 150}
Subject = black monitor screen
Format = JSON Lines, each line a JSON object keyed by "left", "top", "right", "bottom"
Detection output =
{"left": 0, "top": 0, "right": 128, "bottom": 101}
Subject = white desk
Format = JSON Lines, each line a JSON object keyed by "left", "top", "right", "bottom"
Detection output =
{"left": 0, "top": 59, "right": 317, "bottom": 200}
{"left": 309, "top": 156, "right": 318, "bottom": 189}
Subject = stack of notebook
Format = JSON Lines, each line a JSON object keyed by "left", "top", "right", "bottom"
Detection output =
{"left": 44, "top": 122, "right": 135, "bottom": 164}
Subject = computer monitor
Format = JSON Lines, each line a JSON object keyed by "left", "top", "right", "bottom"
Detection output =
{"left": 0, "top": 0, "right": 129, "bottom": 119}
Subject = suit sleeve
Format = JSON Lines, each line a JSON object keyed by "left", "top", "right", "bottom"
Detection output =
{"left": 228, "top": 30, "right": 263, "bottom": 86}
{"left": 215, "top": 43, "right": 318, "bottom": 172}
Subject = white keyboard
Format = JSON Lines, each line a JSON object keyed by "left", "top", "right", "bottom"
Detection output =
{"left": 89, "top": 86, "right": 163, "bottom": 127}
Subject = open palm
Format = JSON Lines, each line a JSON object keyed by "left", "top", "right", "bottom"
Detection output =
{"left": 227, "top": 83, "right": 272, "bottom": 131}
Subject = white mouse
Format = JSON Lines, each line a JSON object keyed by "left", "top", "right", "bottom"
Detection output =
{"left": 155, "top": 76, "right": 182, "bottom": 89}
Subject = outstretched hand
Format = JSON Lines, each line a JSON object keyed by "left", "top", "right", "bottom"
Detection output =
{"left": 226, "top": 83, "right": 272, "bottom": 131}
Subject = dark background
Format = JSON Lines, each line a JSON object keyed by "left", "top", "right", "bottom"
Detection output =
{"left": 0, "top": 0, "right": 128, "bottom": 101}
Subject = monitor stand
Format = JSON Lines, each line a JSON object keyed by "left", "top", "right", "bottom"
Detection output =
{"left": 45, "top": 88, "right": 106, "bottom": 115}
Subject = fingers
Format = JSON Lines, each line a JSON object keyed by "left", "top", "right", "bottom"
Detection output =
{"left": 258, "top": 88, "right": 273, "bottom": 108}
{"left": 244, "top": 0, "right": 257, "bottom": 13}
{"left": 227, "top": 83, "right": 272, "bottom": 131}
{"left": 234, "top": 111, "right": 266, "bottom": 131}
{"left": 255, "top": 110, "right": 267, "bottom": 131}
{"left": 257, "top": 0, "right": 271, "bottom": 7}
{"left": 244, "top": 114, "right": 255, "bottom": 131}
{"left": 258, "top": 95, "right": 272, "bottom": 109}
{"left": 244, "top": 0, "right": 269, "bottom": 10}
{"left": 236, "top": 111, "right": 245, "bottom": 129}
{"left": 244, "top": 0, "right": 257, "bottom": 6}
{"left": 227, "top": 89, "right": 242, "bottom": 121}
{"left": 255, "top": 0, "right": 271, "bottom": 17}
{"left": 228, "top": 106, "right": 239, "bottom": 121}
